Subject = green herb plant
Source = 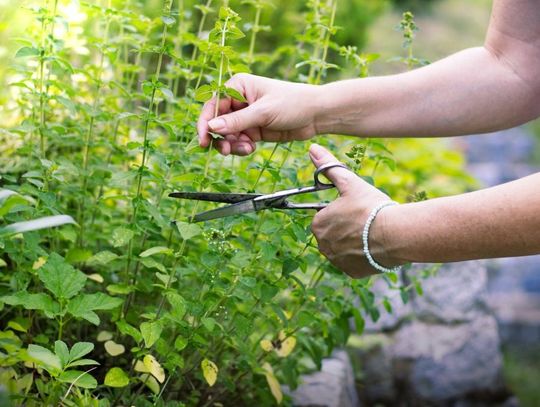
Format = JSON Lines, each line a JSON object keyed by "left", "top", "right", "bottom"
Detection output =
{"left": 0, "top": 1, "right": 473, "bottom": 406}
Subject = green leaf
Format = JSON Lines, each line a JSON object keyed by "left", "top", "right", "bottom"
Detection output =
{"left": 161, "top": 15, "right": 176, "bottom": 26}
{"left": 66, "top": 293, "right": 123, "bottom": 325}
{"left": 282, "top": 258, "right": 300, "bottom": 277}
{"left": 139, "top": 246, "right": 173, "bottom": 258}
{"left": 66, "top": 359, "right": 100, "bottom": 368}
{"left": 194, "top": 84, "right": 213, "bottom": 102}
{"left": 140, "top": 321, "right": 163, "bottom": 348}
{"left": 116, "top": 320, "right": 143, "bottom": 343}
{"left": 1, "top": 292, "right": 60, "bottom": 317}
{"left": 201, "top": 317, "right": 216, "bottom": 332}
{"left": 86, "top": 251, "right": 118, "bottom": 266}
{"left": 112, "top": 227, "right": 134, "bottom": 247}
{"left": 175, "top": 221, "right": 202, "bottom": 240}
{"left": 166, "top": 292, "right": 186, "bottom": 321}
{"left": 174, "top": 336, "right": 188, "bottom": 351}
{"left": 15, "top": 46, "right": 40, "bottom": 58}
{"left": 69, "top": 342, "right": 94, "bottom": 361}
{"left": 104, "top": 367, "right": 130, "bottom": 388}
{"left": 28, "top": 344, "right": 61, "bottom": 372}
{"left": 106, "top": 284, "right": 135, "bottom": 295}
{"left": 54, "top": 341, "right": 70, "bottom": 368}
{"left": 224, "top": 87, "right": 247, "bottom": 102}
{"left": 38, "top": 254, "right": 87, "bottom": 300}
{"left": 159, "top": 86, "right": 174, "bottom": 100}
{"left": 383, "top": 297, "right": 393, "bottom": 313}
{"left": 58, "top": 370, "right": 97, "bottom": 389}
{"left": 351, "top": 308, "right": 365, "bottom": 335}
{"left": 0, "top": 215, "right": 76, "bottom": 236}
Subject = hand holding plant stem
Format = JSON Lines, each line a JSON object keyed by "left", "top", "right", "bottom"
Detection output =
{"left": 197, "top": 73, "right": 321, "bottom": 155}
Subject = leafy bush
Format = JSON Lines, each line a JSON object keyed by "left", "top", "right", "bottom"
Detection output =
{"left": 0, "top": 1, "right": 473, "bottom": 405}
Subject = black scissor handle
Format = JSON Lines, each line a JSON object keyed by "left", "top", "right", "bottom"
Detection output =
{"left": 314, "top": 162, "right": 350, "bottom": 189}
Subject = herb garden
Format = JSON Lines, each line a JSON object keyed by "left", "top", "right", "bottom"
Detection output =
{"left": 0, "top": 0, "right": 473, "bottom": 405}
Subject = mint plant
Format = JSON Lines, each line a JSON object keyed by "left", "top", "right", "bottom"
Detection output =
{"left": 0, "top": 1, "right": 472, "bottom": 405}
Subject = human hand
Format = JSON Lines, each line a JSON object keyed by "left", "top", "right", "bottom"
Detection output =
{"left": 197, "top": 73, "right": 320, "bottom": 156}
{"left": 309, "top": 144, "right": 403, "bottom": 278}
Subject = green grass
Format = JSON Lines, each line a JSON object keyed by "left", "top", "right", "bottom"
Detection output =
{"left": 503, "top": 346, "right": 540, "bottom": 407}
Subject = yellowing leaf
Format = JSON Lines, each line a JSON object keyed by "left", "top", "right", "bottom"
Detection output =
{"left": 276, "top": 331, "right": 296, "bottom": 358}
{"left": 260, "top": 339, "right": 273, "bottom": 352}
{"left": 143, "top": 354, "right": 165, "bottom": 384}
{"left": 139, "top": 373, "right": 160, "bottom": 394}
{"left": 33, "top": 257, "right": 46, "bottom": 270}
{"left": 104, "top": 367, "right": 129, "bottom": 388}
{"left": 262, "top": 362, "right": 283, "bottom": 404}
{"left": 134, "top": 360, "right": 148, "bottom": 373}
{"left": 96, "top": 331, "right": 113, "bottom": 342}
{"left": 104, "top": 340, "right": 125, "bottom": 357}
{"left": 201, "top": 358, "right": 218, "bottom": 387}
{"left": 88, "top": 273, "right": 104, "bottom": 283}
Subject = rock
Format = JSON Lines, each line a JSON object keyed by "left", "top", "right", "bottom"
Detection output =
{"left": 348, "top": 334, "right": 395, "bottom": 404}
{"left": 392, "top": 316, "right": 504, "bottom": 403}
{"left": 410, "top": 261, "right": 490, "bottom": 324}
{"left": 288, "top": 350, "right": 360, "bottom": 407}
{"left": 487, "top": 292, "right": 540, "bottom": 347}
{"left": 458, "top": 127, "right": 535, "bottom": 165}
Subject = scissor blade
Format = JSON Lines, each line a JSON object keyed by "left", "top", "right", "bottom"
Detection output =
{"left": 169, "top": 191, "right": 262, "bottom": 204}
{"left": 192, "top": 200, "right": 257, "bottom": 222}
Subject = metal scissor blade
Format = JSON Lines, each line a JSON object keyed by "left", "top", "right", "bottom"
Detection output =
{"left": 191, "top": 200, "right": 257, "bottom": 222}
{"left": 169, "top": 191, "right": 262, "bottom": 204}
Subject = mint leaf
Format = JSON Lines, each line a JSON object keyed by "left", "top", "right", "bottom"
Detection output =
{"left": 38, "top": 253, "right": 86, "bottom": 300}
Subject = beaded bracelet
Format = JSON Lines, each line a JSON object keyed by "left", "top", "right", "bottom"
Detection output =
{"left": 362, "top": 201, "right": 401, "bottom": 274}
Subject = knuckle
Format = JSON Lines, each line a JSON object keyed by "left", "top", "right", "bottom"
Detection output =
{"left": 311, "top": 214, "right": 323, "bottom": 235}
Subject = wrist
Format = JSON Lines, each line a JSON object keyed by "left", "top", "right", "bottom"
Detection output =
{"left": 312, "top": 83, "right": 338, "bottom": 135}
{"left": 368, "top": 204, "right": 408, "bottom": 268}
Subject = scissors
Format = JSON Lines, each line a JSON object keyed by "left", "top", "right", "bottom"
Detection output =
{"left": 169, "top": 162, "right": 349, "bottom": 222}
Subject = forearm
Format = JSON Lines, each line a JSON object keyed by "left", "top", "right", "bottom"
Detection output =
{"left": 377, "top": 172, "right": 540, "bottom": 264}
{"left": 314, "top": 46, "right": 540, "bottom": 138}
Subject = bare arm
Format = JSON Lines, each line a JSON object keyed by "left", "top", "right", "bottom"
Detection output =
{"left": 376, "top": 173, "right": 540, "bottom": 266}
{"left": 315, "top": 0, "right": 540, "bottom": 137}
{"left": 198, "top": 0, "right": 540, "bottom": 155}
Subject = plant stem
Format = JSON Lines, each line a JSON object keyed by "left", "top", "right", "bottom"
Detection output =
{"left": 77, "top": 12, "right": 112, "bottom": 246}
{"left": 314, "top": 0, "right": 337, "bottom": 85}
{"left": 123, "top": 0, "right": 173, "bottom": 314}
{"left": 247, "top": 4, "right": 262, "bottom": 65}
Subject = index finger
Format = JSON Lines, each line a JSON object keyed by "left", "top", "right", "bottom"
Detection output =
{"left": 197, "top": 97, "right": 217, "bottom": 148}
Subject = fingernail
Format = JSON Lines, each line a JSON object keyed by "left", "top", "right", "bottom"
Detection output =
{"left": 310, "top": 143, "right": 324, "bottom": 160}
{"left": 237, "top": 145, "right": 249, "bottom": 155}
{"left": 208, "top": 118, "right": 226, "bottom": 131}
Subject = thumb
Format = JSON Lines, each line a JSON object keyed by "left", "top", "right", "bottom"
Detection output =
{"left": 309, "top": 144, "right": 356, "bottom": 194}
{"left": 208, "top": 103, "right": 261, "bottom": 135}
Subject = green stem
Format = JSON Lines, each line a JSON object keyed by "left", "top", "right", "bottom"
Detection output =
{"left": 123, "top": 0, "right": 173, "bottom": 312}
{"left": 314, "top": 0, "right": 337, "bottom": 85}
{"left": 184, "top": 0, "right": 213, "bottom": 93}
{"left": 77, "top": 15, "right": 112, "bottom": 246}
{"left": 247, "top": 5, "right": 262, "bottom": 65}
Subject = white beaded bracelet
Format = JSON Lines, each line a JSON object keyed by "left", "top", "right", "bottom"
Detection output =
{"left": 362, "top": 201, "right": 401, "bottom": 274}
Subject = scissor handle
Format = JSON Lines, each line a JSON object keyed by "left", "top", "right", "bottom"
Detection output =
{"left": 314, "top": 162, "right": 350, "bottom": 190}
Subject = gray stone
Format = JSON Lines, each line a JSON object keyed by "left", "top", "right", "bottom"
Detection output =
{"left": 457, "top": 127, "right": 535, "bottom": 165}
{"left": 392, "top": 315, "right": 504, "bottom": 402}
{"left": 488, "top": 292, "right": 540, "bottom": 346}
{"left": 411, "top": 261, "right": 490, "bottom": 324}
{"left": 348, "top": 334, "right": 395, "bottom": 403}
{"left": 288, "top": 350, "right": 360, "bottom": 407}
